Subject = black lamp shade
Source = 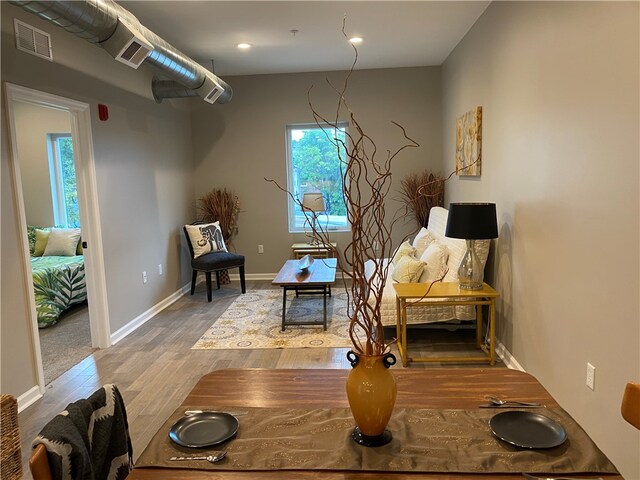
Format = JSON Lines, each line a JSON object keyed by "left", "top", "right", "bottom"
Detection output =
{"left": 445, "top": 203, "right": 498, "bottom": 240}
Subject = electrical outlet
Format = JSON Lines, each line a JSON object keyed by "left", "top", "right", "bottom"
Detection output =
{"left": 586, "top": 362, "right": 595, "bottom": 390}
{"left": 158, "top": 263, "right": 163, "bottom": 275}
{"left": 258, "top": 244, "right": 264, "bottom": 254}
{"left": 142, "top": 271, "right": 148, "bottom": 284}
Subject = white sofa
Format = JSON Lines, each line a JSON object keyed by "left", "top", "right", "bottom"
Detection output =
{"left": 365, "top": 206, "right": 490, "bottom": 327}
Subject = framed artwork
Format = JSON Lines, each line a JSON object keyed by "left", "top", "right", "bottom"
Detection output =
{"left": 455, "top": 106, "right": 482, "bottom": 176}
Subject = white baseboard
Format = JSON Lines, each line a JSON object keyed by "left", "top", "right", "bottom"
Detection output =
{"left": 496, "top": 340, "right": 524, "bottom": 371}
{"left": 17, "top": 385, "right": 43, "bottom": 413}
{"left": 110, "top": 283, "right": 190, "bottom": 345}
{"left": 228, "top": 273, "right": 277, "bottom": 281}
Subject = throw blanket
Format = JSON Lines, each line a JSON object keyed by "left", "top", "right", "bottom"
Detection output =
{"left": 32, "top": 384, "right": 133, "bottom": 480}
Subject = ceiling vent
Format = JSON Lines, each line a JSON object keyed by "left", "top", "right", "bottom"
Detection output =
{"left": 100, "top": 18, "right": 152, "bottom": 69}
{"left": 196, "top": 74, "right": 224, "bottom": 104}
{"left": 14, "top": 19, "right": 52, "bottom": 61}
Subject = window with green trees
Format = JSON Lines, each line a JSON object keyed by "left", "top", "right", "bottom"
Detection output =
{"left": 48, "top": 134, "right": 80, "bottom": 228}
{"left": 286, "top": 123, "right": 349, "bottom": 232}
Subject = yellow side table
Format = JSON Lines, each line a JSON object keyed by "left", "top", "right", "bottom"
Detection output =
{"left": 393, "top": 282, "right": 500, "bottom": 366}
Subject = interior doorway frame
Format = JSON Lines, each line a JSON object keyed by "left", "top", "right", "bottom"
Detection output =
{"left": 4, "top": 82, "right": 111, "bottom": 394}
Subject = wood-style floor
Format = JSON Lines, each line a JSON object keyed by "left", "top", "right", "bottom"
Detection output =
{"left": 17, "top": 280, "right": 502, "bottom": 477}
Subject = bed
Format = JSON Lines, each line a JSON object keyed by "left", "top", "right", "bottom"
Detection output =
{"left": 27, "top": 225, "right": 87, "bottom": 328}
{"left": 32, "top": 255, "right": 87, "bottom": 328}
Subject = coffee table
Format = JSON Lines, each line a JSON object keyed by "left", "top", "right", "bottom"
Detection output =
{"left": 272, "top": 257, "right": 337, "bottom": 331}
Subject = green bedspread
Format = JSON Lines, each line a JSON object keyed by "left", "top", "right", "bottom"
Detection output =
{"left": 31, "top": 255, "right": 87, "bottom": 328}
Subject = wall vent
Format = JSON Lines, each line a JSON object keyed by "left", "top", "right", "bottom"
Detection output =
{"left": 14, "top": 19, "right": 53, "bottom": 61}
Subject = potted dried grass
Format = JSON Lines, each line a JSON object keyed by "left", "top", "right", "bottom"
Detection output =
{"left": 399, "top": 170, "right": 445, "bottom": 228}
{"left": 197, "top": 188, "right": 240, "bottom": 284}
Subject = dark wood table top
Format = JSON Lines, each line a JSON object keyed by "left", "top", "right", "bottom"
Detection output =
{"left": 130, "top": 368, "right": 621, "bottom": 479}
{"left": 272, "top": 258, "right": 337, "bottom": 286}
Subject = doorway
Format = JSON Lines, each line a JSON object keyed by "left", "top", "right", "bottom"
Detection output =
{"left": 5, "top": 83, "right": 110, "bottom": 393}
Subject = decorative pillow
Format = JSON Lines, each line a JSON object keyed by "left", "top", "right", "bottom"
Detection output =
{"left": 412, "top": 228, "right": 436, "bottom": 258}
{"left": 391, "top": 255, "right": 425, "bottom": 283}
{"left": 76, "top": 236, "right": 83, "bottom": 255}
{"left": 33, "top": 229, "right": 51, "bottom": 257}
{"left": 392, "top": 240, "right": 416, "bottom": 265}
{"left": 43, "top": 228, "right": 81, "bottom": 256}
{"left": 419, "top": 242, "right": 449, "bottom": 283}
{"left": 185, "top": 221, "right": 227, "bottom": 258}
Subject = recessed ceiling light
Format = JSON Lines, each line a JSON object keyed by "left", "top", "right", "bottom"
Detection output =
{"left": 349, "top": 37, "right": 363, "bottom": 44}
{"left": 237, "top": 43, "right": 252, "bottom": 49}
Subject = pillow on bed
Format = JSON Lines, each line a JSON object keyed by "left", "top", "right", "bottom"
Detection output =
{"left": 419, "top": 242, "right": 449, "bottom": 283}
{"left": 33, "top": 229, "right": 51, "bottom": 257}
{"left": 43, "top": 228, "right": 81, "bottom": 256}
{"left": 392, "top": 240, "right": 416, "bottom": 265}
{"left": 391, "top": 255, "right": 425, "bottom": 283}
{"left": 185, "top": 221, "right": 227, "bottom": 258}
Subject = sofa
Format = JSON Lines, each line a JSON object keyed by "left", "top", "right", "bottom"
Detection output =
{"left": 365, "top": 206, "right": 490, "bottom": 327}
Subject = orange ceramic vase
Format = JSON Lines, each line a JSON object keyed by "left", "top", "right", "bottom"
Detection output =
{"left": 345, "top": 350, "right": 397, "bottom": 446}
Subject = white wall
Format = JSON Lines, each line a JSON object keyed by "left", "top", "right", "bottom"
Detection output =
{"left": 190, "top": 67, "right": 443, "bottom": 273}
{"left": 14, "top": 102, "right": 71, "bottom": 227}
{"left": 442, "top": 2, "right": 639, "bottom": 477}
{"left": 1, "top": 3, "right": 196, "bottom": 400}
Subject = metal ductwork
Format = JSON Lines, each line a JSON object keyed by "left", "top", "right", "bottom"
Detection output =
{"left": 10, "top": 0, "right": 232, "bottom": 104}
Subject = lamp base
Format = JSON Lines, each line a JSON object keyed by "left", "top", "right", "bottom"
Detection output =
{"left": 458, "top": 281, "right": 484, "bottom": 290}
{"left": 457, "top": 239, "right": 484, "bottom": 291}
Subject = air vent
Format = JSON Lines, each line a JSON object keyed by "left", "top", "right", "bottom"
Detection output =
{"left": 14, "top": 19, "right": 53, "bottom": 61}
{"left": 196, "top": 75, "right": 224, "bottom": 105}
{"left": 100, "top": 18, "right": 152, "bottom": 69}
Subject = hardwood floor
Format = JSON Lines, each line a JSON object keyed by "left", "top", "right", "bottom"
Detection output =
{"left": 17, "top": 280, "right": 502, "bottom": 477}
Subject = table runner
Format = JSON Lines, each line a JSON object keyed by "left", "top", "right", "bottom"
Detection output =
{"left": 135, "top": 405, "right": 618, "bottom": 474}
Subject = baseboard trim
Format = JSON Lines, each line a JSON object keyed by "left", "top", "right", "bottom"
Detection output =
{"left": 496, "top": 340, "right": 524, "bottom": 371}
{"left": 228, "top": 273, "right": 277, "bottom": 281}
{"left": 17, "top": 385, "right": 43, "bottom": 413}
{"left": 110, "top": 283, "right": 190, "bottom": 345}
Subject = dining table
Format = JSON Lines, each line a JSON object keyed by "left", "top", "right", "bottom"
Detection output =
{"left": 130, "top": 368, "right": 621, "bottom": 479}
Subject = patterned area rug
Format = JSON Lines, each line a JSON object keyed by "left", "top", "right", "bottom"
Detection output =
{"left": 192, "top": 289, "right": 352, "bottom": 350}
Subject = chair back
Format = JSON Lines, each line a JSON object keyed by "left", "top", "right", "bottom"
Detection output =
{"left": 29, "top": 444, "right": 52, "bottom": 480}
{"left": 1, "top": 394, "right": 22, "bottom": 480}
{"left": 621, "top": 382, "right": 640, "bottom": 429}
{"left": 30, "top": 384, "right": 132, "bottom": 480}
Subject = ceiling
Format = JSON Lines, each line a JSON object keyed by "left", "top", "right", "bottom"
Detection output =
{"left": 120, "top": 1, "right": 490, "bottom": 77}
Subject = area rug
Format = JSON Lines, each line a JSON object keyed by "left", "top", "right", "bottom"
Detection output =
{"left": 192, "top": 289, "right": 352, "bottom": 350}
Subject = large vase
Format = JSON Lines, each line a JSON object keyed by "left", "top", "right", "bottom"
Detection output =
{"left": 345, "top": 350, "right": 397, "bottom": 447}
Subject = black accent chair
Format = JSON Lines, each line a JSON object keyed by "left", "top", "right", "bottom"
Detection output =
{"left": 184, "top": 223, "right": 246, "bottom": 301}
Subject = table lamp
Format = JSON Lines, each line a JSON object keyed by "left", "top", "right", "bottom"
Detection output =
{"left": 301, "top": 192, "right": 326, "bottom": 243}
{"left": 445, "top": 203, "right": 498, "bottom": 290}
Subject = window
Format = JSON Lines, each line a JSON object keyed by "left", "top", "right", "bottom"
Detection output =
{"left": 47, "top": 134, "right": 79, "bottom": 227}
{"left": 286, "top": 123, "right": 349, "bottom": 232}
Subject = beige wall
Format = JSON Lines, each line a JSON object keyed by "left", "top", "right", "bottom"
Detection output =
{"left": 1, "top": 3, "right": 195, "bottom": 399}
{"left": 14, "top": 102, "right": 71, "bottom": 227}
{"left": 190, "top": 67, "right": 442, "bottom": 272}
{"left": 442, "top": 2, "right": 639, "bottom": 477}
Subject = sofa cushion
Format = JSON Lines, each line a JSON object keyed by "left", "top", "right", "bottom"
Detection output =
{"left": 419, "top": 242, "right": 449, "bottom": 283}
{"left": 391, "top": 255, "right": 425, "bottom": 283}
{"left": 412, "top": 227, "right": 436, "bottom": 257}
{"left": 392, "top": 240, "right": 416, "bottom": 265}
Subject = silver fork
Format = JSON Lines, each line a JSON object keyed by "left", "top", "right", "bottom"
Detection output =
{"left": 169, "top": 451, "right": 227, "bottom": 463}
{"left": 523, "top": 473, "right": 603, "bottom": 480}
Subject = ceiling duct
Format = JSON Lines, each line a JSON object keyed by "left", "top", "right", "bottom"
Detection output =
{"left": 9, "top": 0, "right": 232, "bottom": 104}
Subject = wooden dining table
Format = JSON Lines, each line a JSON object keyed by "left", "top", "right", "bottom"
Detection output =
{"left": 130, "top": 368, "right": 621, "bottom": 479}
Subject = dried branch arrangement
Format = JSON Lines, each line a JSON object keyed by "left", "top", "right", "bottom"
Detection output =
{"left": 399, "top": 170, "right": 445, "bottom": 228}
{"left": 267, "top": 21, "right": 421, "bottom": 356}
{"left": 197, "top": 188, "right": 240, "bottom": 244}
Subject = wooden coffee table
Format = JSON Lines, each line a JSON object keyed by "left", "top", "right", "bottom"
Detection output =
{"left": 272, "top": 258, "right": 337, "bottom": 331}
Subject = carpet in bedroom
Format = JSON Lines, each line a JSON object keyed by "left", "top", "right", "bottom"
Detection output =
{"left": 192, "top": 288, "right": 354, "bottom": 350}
{"left": 39, "top": 302, "right": 96, "bottom": 384}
